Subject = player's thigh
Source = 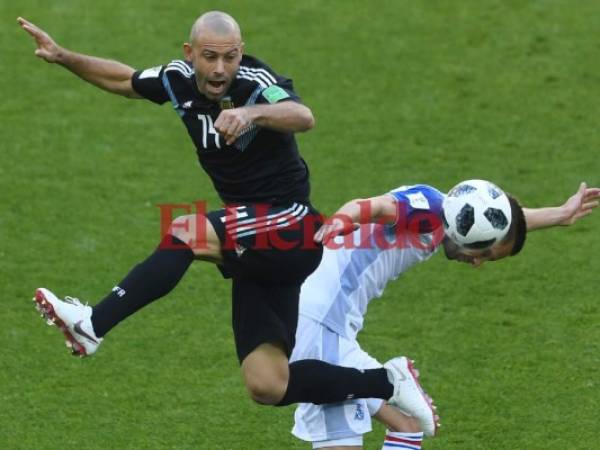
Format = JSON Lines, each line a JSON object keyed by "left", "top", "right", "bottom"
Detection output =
{"left": 168, "top": 213, "right": 222, "bottom": 260}
{"left": 232, "top": 278, "right": 300, "bottom": 363}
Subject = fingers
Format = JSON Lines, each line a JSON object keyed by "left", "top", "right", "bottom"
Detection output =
{"left": 314, "top": 224, "right": 338, "bottom": 243}
{"left": 583, "top": 188, "right": 600, "bottom": 201}
{"left": 323, "top": 222, "right": 359, "bottom": 244}
{"left": 19, "top": 22, "right": 41, "bottom": 39}
{"left": 17, "top": 17, "right": 41, "bottom": 37}
{"left": 314, "top": 224, "right": 337, "bottom": 244}
{"left": 225, "top": 123, "right": 247, "bottom": 145}
{"left": 215, "top": 109, "right": 251, "bottom": 146}
{"left": 313, "top": 221, "right": 359, "bottom": 244}
{"left": 572, "top": 209, "right": 593, "bottom": 221}
{"left": 16, "top": 17, "right": 31, "bottom": 27}
{"left": 313, "top": 226, "right": 327, "bottom": 243}
{"left": 581, "top": 200, "right": 599, "bottom": 211}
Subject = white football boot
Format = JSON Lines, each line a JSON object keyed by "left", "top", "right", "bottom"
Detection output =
{"left": 33, "top": 288, "right": 102, "bottom": 357}
{"left": 384, "top": 356, "right": 440, "bottom": 437}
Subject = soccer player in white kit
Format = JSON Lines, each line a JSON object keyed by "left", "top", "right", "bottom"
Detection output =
{"left": 291, "top": 182, "right": 599, "bottom": 450}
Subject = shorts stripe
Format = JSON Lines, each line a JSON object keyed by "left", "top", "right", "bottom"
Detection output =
{"left": 233, "top": 205, "right": 308, "bottom": 238}
{"left": 230, "top": 204, "right": 305, "bottom": 234}
{"left": 225, "top": 203, "right": 300, "bottom": 229}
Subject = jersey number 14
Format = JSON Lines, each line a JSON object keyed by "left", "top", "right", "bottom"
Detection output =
{"left": 198, "top": 114, "right": 221, "bottom": 149}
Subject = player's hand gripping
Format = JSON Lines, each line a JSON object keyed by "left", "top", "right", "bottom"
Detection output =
{"left": 558, "top": 182, "right": 600, "bottom": 226}
{"left": 215, "top": 107, "right": 253, "bottom": 146}
{"left": 17, "top": 17, "right": 63, "bottom": 63}
{"left": 314, "top": 216, "right": 359, "bottom": 245}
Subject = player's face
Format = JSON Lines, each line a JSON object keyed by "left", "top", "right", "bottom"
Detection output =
{"left": 442, "top": 236, "right": 514, "bottom": 267}
{"left": 185, "top": 31, "right": 243, "bottom": 101}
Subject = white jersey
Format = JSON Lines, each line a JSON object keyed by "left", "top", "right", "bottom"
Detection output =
{"left": 299, "top": 185, "right": 445, "bottom": 340}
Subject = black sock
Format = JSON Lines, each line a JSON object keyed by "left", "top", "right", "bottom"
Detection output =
{"left": 276, "top": 359, "right": 393, "bottom": 406}
{"left": 91, "top": 235, "right": 195, "bottom": 337}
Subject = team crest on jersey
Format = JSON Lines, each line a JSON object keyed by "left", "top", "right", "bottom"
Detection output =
{"left": 220, "top": 97, "right": 234, "bottom": 109}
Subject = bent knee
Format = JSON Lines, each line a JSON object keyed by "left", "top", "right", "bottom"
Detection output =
{"left": 241, "top": 343, "right": 290, "bottom": 405}
{"left": 168, "top": 215, "right": 195, "bottom": 242}
{"left": 244, "top": 377, "right": 288, "bottom": 405}
{"left": 168, "top": 214, "right": 221, "bottom": 259}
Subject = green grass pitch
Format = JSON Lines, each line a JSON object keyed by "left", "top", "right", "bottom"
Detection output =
{"left": 2, "top": 1, "right": 599, "bottom": 449}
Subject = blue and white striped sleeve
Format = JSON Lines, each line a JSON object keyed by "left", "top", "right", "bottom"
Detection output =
{"left": 388, "top": 184, "right": 445, "bottom": 232}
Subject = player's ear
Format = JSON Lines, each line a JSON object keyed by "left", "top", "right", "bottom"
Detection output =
{"left": 239, "top": 42, "right": 245, "bottom": 56}
{"left": 183, "top": 42, "right": 193, "bottom": 62}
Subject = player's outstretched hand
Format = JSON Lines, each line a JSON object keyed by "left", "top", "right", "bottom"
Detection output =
{"left": 558, "top": 182, "right": 600, "bottom": 226}
{"left": 17, "top": 17, "right": 62, "bottom": 63}
{"left": 215, "top": 107, "right": 252, "bottom": 146}
{"left": 314, "top": 217, "right": 359, "bottom": 245}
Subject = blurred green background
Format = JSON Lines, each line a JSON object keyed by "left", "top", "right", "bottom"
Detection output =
{"left": 1, "top": 1, "right": 598, "bottom": 448}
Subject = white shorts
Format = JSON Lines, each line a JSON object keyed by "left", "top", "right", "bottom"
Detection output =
{"left": 290, "top": 315, "right": 385, "bottom": 447}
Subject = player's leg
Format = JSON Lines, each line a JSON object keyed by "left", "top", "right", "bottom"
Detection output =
{"left": 233, "top": 278, "right": 297, "bottom": 404}
{"left": 290, "top": 316, "right": 374, "bottom": 450}
{"left": 211, "top": 204, "right": 436, "bottom": 434}
{"left": 34, "top": 213, "right": 221, "bottom": 355}
{"left": 233, "top": 278, "right": 433, "bottom": 428}
{"left": 298, "top": 408, "right": 421, "bottom": 450}
{"left": 373, "top": 403, "right": 421, "bottom": 432}
{"left": 232, "top": 278, "right": 394, "bottom": 407}
{"left": 241, "top": 342, "right": 289, "bottom": 404}
{"left": 371, "top": 402, "right": 424, "bottom": 450}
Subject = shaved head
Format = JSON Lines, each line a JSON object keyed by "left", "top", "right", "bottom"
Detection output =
{"left": 184, "top": 11, "right": 244, "bottom": 101}
{"left": 189, "top": 11, "right": 242, "bottom": 45}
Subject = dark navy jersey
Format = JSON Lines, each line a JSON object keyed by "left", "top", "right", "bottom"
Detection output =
{"left": 131, "top": 55, "right": 310, "bottom": 205}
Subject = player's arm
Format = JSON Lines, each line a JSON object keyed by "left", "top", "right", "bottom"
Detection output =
{"left": 215, "top": 73, "right": 314, "bottom": 145}
{"left": 314, "top": 195, "right": 397, "bottom": 244}
{"left": 524, "top": 182, "right": 600, "bottom": 231}
{"left": 245, "top": 101, "right": 314, "bottom": 132}
{"left": 18, "top": 17, "right": 140, "bottom": 98}
{"left": 215, "top": 101, "right": 313, "bottom": 145}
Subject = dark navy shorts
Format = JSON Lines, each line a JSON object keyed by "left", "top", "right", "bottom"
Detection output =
{"left": 206, "top": 202, "right": 323, "bottom": 362}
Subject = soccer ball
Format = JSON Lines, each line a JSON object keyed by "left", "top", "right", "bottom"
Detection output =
{"left": 442, "top": 179, "right": 512, "bottom": 249}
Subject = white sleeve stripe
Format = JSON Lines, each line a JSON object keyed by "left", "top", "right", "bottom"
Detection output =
{"left": 167, "top": 60, "right": 193, "bottom": 76}
{"left": 236, "top": 73, "right": 268, "bottom": 88}
{"left": 138, "top": 66, "right": 163, "bottom": 79}
{"left": 242, "top": 68, "right": 277, "bottom": 85}
{"left": 165, "top": 67, "right": 193, "bottom": 78}
{"left": 239, "top": 66, "right": 277, "bottom": 84}
{"left": 171, "top": 62, "right": 193, "bottom": 75}
{"left": 238, "top": 69, "right": 274, "bottom": 88}
{"left": 240, "top": 66, "right": 277, "bottom": 83}
{"left": 169, "top": 59, "right": 193, "bottom": 71}
{"left": 165, "top": 64, "right": 192, "bottom": 75}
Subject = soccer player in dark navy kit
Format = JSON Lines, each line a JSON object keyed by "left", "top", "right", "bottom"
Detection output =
{"left": 18, "top": 12, "right": 438, "bottom": 431}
